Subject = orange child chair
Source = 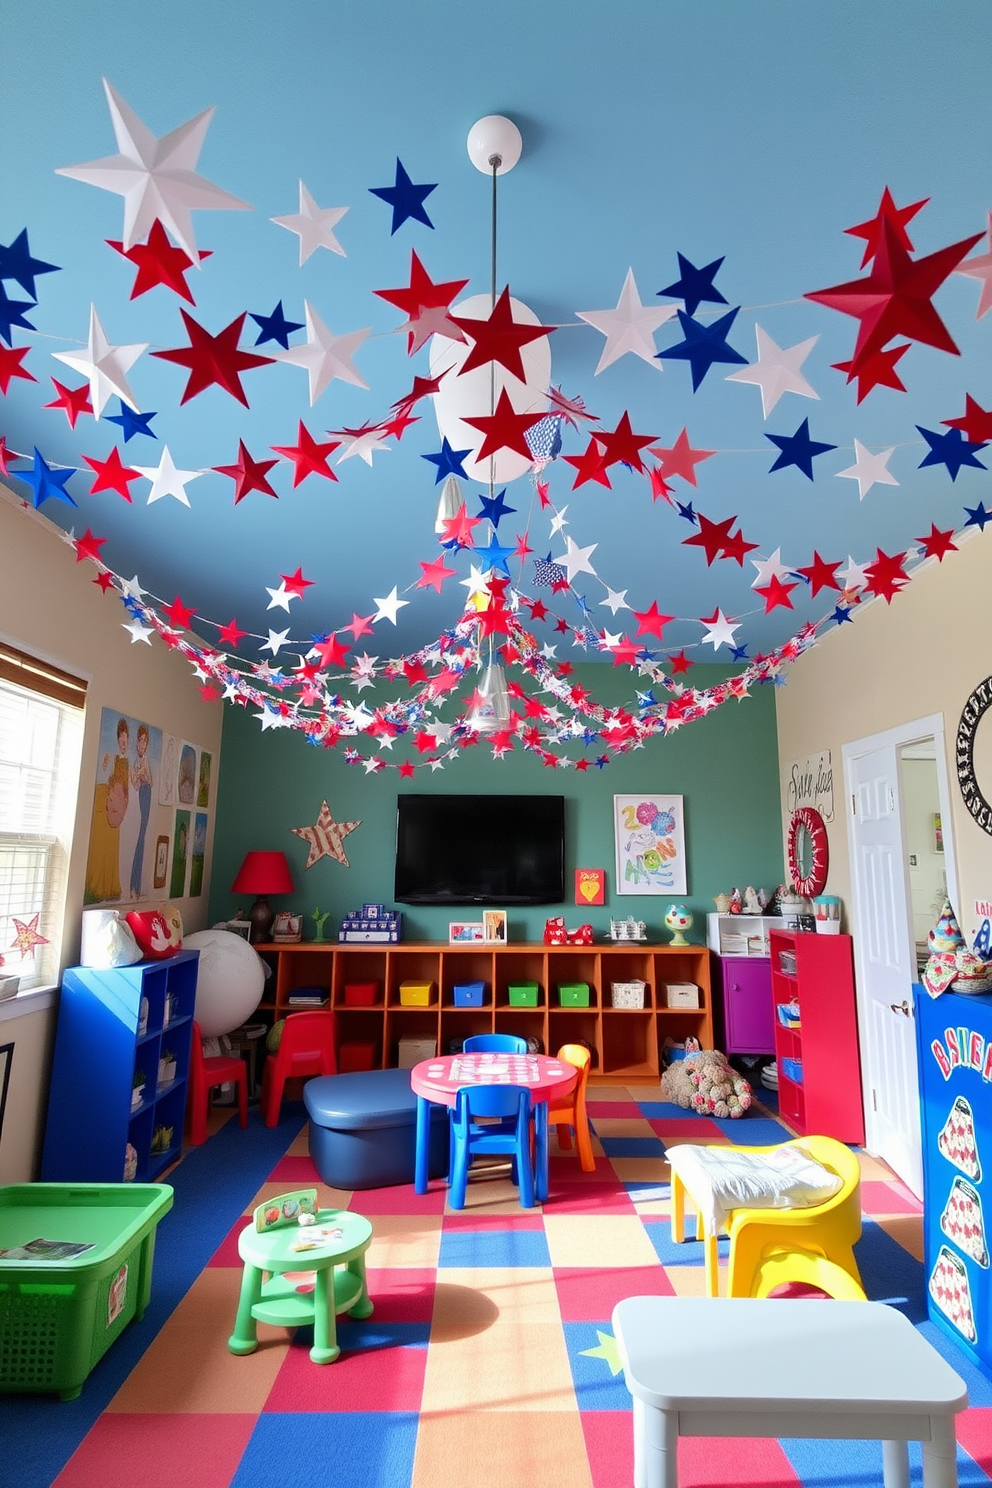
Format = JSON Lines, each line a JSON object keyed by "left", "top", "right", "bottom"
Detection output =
{"left": 261, "top": 1011, "right": 338, "bottom": 1127}
{"left": 188, "top": 1020, "right": 249, "bottom": 1146}
{"left": 547, "top": 1043, "right": 596, "bottom": 1172}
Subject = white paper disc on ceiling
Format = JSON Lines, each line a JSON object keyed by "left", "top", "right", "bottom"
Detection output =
{"left": 429, "top": 293, "right": 552, "bottom": 485}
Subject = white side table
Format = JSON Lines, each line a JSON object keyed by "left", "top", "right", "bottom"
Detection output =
{"left": 612, "top": 1297, "right": 967, "bottom": 1488}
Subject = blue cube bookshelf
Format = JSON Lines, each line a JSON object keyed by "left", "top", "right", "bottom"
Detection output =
{"left": 42, "top": 951, "right": 199, "bottom": 1183}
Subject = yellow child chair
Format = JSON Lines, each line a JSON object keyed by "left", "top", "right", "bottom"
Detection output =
{"left": 547, "top": 1043, "right": 596, "bottom": 1173}
{"left": 750, "top": 1246, "right": 867, "bottom": 1300}
{"left": 669, "top": 1133, "right": 863, "bottom": 1298}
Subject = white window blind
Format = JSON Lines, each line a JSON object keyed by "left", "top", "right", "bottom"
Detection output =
{"left": 0, "top": 649, "right": 85, "bottom": 990}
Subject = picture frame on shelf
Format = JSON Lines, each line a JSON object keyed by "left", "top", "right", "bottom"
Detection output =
{"left": 153, "top": 834, "right": 169, "bottom": 890}
{"left": 449, "top": 921, "right": 485, "bottom": 944}
{"left": 482, "top": 909, "right": 507, "bottom": 943}
{"left": 614, "top": 793, "right": 687, "bottom": 896}
{"left": 218, "top": 919, "right": 252, "bottom": 942}
{"left": 271, "top": 911, "right": 303, "bottom": 944}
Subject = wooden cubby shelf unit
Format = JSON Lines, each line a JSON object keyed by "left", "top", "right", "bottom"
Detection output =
{"left": 256, "top": 942, "right": 713, "bottom": 1084}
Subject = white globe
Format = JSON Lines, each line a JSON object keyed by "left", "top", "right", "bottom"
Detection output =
{"left": 185, "top": 929, "right": 265, "bottom": 1038}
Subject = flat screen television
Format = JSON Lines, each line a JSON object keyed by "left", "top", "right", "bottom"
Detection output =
{"left": 394, "top": 794, "right": 565, "bottom": 906}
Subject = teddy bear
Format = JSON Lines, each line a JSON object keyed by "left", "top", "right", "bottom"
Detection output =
{"left": 662, "top": 1049, "right": 753, "bottom": 1118}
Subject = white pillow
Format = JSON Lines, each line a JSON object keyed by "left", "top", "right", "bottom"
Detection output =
{"left": 666, "top": 1143, "right": 843, "bottom": 1233}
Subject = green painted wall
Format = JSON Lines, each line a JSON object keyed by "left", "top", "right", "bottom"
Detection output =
{"left": 208, "top": 665, "right": 784, "bottom": 943}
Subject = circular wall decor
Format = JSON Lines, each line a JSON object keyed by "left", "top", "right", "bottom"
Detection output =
{"left": 956, "top": 676, "right": 992, "bottom": 835}
{"left": 787, "top": 806, "right": 829, "bottom": 898}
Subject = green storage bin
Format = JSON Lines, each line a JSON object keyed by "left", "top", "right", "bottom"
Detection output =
{"left": 557, "top": 982, "right": 591, "bottom": 1007}
{"left": 507, "top": 982, "right": 539, "bottom": 1007}
{"left": 0, "top": 1182, "right": 173, "bottom": 1399}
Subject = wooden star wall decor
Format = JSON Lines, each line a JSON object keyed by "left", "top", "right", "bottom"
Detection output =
{"left": 291, "top": 799, "right": 361, "bottom": 868}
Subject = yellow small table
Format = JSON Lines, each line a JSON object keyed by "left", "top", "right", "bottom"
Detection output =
{"left": 227, "top": 1208, "right": 373, "bottom": 1363}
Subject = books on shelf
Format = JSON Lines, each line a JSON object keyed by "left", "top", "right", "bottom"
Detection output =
{"left": 287, "top": 988, "right": 329, "bottom": 1007}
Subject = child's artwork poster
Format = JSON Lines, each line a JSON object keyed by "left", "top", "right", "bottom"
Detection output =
{"left": 177, "top": 743, "right": 197, "bottom": 805}
{"left": 197, "top": 751, "right": 212, "bottom": 809}
{"left": 613, "top": 795, "right": 687, "bottom": 896}
{"left": 189, "top": 812, "right": 208, "bottom": 897}
{"left": 158, "top": 734, "right": 178, "bottom": 806}
{"left": 170, "top": 809, "right": 190, "bottom": 898}
{"left": 84, "top": 708, "right": 165, "bottom": 905}
{"left": 575, "top": 868, "right": 606, "bottom": 906}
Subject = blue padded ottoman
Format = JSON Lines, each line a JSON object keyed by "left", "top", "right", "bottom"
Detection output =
{"left": 304, "top": 1067, "right": 448, "bottom": 1189}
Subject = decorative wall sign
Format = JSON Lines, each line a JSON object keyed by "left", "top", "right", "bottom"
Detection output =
{"left": 614, "top": 794, "right": 686, "bottom": 896}
{"left": 575, "top": 868, "right": 606, "bottom": 906}
{"left": 956, "top": 677, "right": 992, "bottom": 835}
{"left": 785, "top": 750, "right": 834, "bottom": 823}
{"left": 787, "top": 806, "right": 829, "bottom": 898}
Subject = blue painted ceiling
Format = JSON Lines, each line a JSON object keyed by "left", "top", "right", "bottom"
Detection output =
{"left": 3, "top": 1, "right": 992, "bottom": 688}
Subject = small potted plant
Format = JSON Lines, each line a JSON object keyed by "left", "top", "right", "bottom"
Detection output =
{"left": 131, "top": 1070, "right": 146, "bottom": 1111}
{"left": 158, "top": 1049, "right": 177, "bottom": 1087}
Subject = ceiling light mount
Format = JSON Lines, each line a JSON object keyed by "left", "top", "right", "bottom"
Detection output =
{"left": 467, "top": 115, "right": 522, "bottom": 176}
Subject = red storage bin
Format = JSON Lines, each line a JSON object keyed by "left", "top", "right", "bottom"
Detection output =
{"left": 343, "top": 982, "right": 379, "bottom": 1006}
{"left": 338, "top": 1042, "right": 378, "bottom": 1073}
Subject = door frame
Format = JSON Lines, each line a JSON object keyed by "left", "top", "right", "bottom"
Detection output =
{"left": 842, "top": 712, "right": 958, "bottom": 1159}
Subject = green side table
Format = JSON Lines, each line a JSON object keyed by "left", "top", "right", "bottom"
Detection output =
{"left": 227, "top": 1208, "right": 374, "bottom": 1364}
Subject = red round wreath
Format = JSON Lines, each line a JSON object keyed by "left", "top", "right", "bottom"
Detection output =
{"left": 787, "top": 807, "right": 829, "bottom": 898}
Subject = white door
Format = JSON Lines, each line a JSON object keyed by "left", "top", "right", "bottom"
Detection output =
{"left": 847, "top": 745, "right": 922, "bottom": 1195}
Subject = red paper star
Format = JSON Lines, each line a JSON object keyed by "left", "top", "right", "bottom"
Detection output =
{"left": 108, "top": 219, "right": 211, "bottom": 303}
{"left": 649, "top": 427, "right": 715, "bottom": 486}
{"left": 526, "top": 598, "right": 549, "bottom": 622}
{"left": 464, "top": 388, "right": 544, "bottom": 462}
{"left": 546, "top": 386, "right": 596, "bottom": 427}
{"left": 594, "top": 412, "right": 657, "bottom": 474}
{"left": 720, "top": 528, "right": 760, "bottom": 566}
{"left": 609, "top": 636, "right": 642, "bottom": 668}
{"left": 843, "top": 187, "right": 929, "bottom": 268}
{"left": 164, "top": 595, "right": 196, "bottom": 629}
{"left": 380, "top": 409, "right": 419, "bottom": 441}
{"left": 668, "top": 650, "right": 694, "bottom": 676}
{"left": 755, "top": 575, "right": 798, "bottom": 613}
{"left": 73, "top": 528, "right": 107, "bottom": 564}
{"left": 281, "top": 567, "right": 314, "bottom": 598}
{"left": 943, "top": 394, "right": 992, "bottom": 445}
{"left": 648, "top": 465, "right": 675, "bottom": 505}
{"left": 153, "top": 310, "right": 273, "bottom": 405}
{"left": 82, "top": 446, "right": 141, "bottom": 501}
{"left": 9, "top": 912, "right": 48, "bottom": 958}
{"left": 417, "top": 556, "right": 458, "bottom": 593}
{"left": 217, "top": 618, "right": 247, "bottom": 648}
{"left": 397, "top": 759, "right": 416, "bottom": 778}
{"left": 440, "top": 502, "right": 482, "bottom": 549}
{"left": 44, "top": 378, "right": 93, "bottom": 428}
{"left": 915, "top": 524, "right": 958, "bottom": 562}
{"left": 806, "top": 217, "right": 983, "bottom": 372}
{"left": 0, "top": 436, "right": 11, "bottom": 477}
{"left": 0, "top": 344, "right": 35, "bottom": 395}
{"left": 271, "top": 421, "right": 340, "bottom": 486}
{"left": 514, "top": 533, "right": 533, "bottom": 561}
{"left": 633, "top": 600, "right": 674, "bottom": 639}
{"left": 832, "top": 343, "right": 910, "bottom": 402}
{"left": 476, "top": 603, "right": 510, "bottom": 638}
{"left": 214, "top": 440, "right": 279, "bottom": 503}
{"left": 794, "top": 551, "right": 842, "bottom": 597}
{"left": 681, "top": 512, "right": 737, "bottom": 566}
{"left": 403, "top": 660, "right": 428, "bottom": 687}
{"left": 314, "top": 634, "right": 350, "bottom": 669}
{"left": 374, "top": 250, "right": 469, "bottom": 354}
{"left": 391, "top": 373, "right": 445, "bottom": 415}
{"left": 414, "top": 730, "right": 438, "bottom": 754}
{"left": 561, "top": 437, "right": 611, "bottom": 489}
{"left": 451, "top": 287, "right": 556, "bottom": 381}
{"left": 343, "top": 612, "right": 376, "bottom": 639}
{"left": 864, "top": 547, "right": 909, "bottom": 603}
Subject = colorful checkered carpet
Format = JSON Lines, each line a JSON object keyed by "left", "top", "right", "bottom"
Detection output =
{"left": 6, "top": 1085, "right": 992, "bottom": 1488}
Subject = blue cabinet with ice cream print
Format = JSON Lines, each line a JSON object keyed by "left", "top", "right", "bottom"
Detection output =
{"left": 916, "top": 983, "right": 992, "bottom": 1369}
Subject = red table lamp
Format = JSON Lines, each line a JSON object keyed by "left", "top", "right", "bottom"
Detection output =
{"left": 231, "top": 851, "right": 295, "bottom": 944}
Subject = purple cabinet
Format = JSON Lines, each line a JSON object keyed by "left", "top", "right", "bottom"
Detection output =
{"left": 719, "top": 956, "right": 774, "bottom": 1054}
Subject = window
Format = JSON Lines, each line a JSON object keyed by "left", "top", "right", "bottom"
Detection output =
{"left": 0, "top": 644, "right": 85, "bottom": 990}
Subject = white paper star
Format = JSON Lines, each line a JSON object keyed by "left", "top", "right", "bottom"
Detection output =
{"left": 725, "top": 326, "right": 819, "bottom": 417}
{"left": 123, "top": 618, "right": 153, "bottom": 644}
{"left": 120, "top": 575, "right": 146, "bottom": 602}
{"left": 956, "top": 212, "right": 992, "bottom": 319}
{"left": 599, "top": 587, "right": 630, "bottom": 615}
{"left": 271, "top": 301, "right": 369, "bottom": 404}
{"left": 750, "top": 547, "right": 791, "bottom": 589}
{"left": 53, "top": 305, "right": 147, "bottom": 417}
{"left": 271, "top": 180, "right": 348, "bottom": 263}
{"left": 840, "top": 556, "right": 871, "bottom": 591}
{"left": 133, "top": 446, "right": 203, "bottom": 507}
{"left": 373, "top": 587, "right": 409, "bottom": 625}
{"left": 56, "top": 78, "right": 251, "bottom": 259}
{"left": 265, "top": 582, "right": 295, "bottom": 612}
{"left": 555, "top": 536, "right": 598, "bottom": 582}
{"left": 260, "top": 628, "right": 291, "bottom": 656}
{"left": 255, "top": 708, "right": 286, "bottom": 731}
{"left": 835, "top": 440, "right": 898, "bottom": 501}
{"left": 335, "top": 427, "right": 391, "bottom": 466}
{"left": 700, "top": 609, "right": 740, "bottom": 651}
{"left": 549, "top": 505, "right": 569, "bottom": 536}
{"left": 576, "top": 268, "right": 678, "bottom": 374}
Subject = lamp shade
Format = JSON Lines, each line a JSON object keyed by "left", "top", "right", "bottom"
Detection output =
{"left": 231, "top": 850, "right": 294, "bottom": 895}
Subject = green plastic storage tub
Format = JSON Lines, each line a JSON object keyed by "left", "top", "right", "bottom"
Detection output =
{"left": 507, "top": 982, "right": 539, "bottom": 1007}
{"left": 557, "top": 982, "right": 591, "bottom": 1007}
{"left": 0, "top": 1182, "right": 173, "bottom": 1399}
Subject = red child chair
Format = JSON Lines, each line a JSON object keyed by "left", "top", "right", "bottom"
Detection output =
{"left": 188, "top": 1020, "right": 249, "bottom": 1146}
{"left": 261, "top": 1010, "right": 338, "bottom": 1127}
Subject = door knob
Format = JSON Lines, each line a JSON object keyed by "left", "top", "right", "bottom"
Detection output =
{"left": 889, "top": 1000, "right": 912, "bottom": 1017}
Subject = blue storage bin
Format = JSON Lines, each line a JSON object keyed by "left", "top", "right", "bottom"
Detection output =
{"left": 453, "top": 981, "right": 486, "bottom": 1007}
{"left": 780, "top": 1056, "right": 804, "bottom": 1085}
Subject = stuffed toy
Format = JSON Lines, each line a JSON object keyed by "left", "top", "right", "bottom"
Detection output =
{"left": 662, "top": 1049, "right": 753, "bottom": 1118}
{"left": 125, "top": 909, "right": 179, "bottom": 960}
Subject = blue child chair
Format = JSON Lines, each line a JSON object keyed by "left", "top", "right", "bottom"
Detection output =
{"left": 462, "top": 1033, "right": 527, "bottom": 1053}
{"left": 448, "top": 1083, "right": 535, "bottom": 1209}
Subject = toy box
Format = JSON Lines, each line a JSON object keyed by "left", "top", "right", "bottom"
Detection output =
{"left": 397, "top": 1037, "right": 437, "bottom": 1068}
{"left": 452, "top": 981, "right": 486, "bottom": 1007}
{"left": 507, "top": 982, "right": 539, "bottom": 1007}
{"left": 611, "top": 979, "right": 647, "bottom": 1008}
{"left": 399, "top": 980, "right": 434, "bottom": 1006}
{"left": 557, "top": 982, "right": 591, "bottom": 1007}
{"left": 338, "top": 1041, "right": 379, "bottom": 1073}
{"left": 338, "top": 905, "right": 403, "bottom": 943}
{"left": 343, "top": 981, "right": 379, "bottom": 1006}
{"left": 664, "top": 982, "right": 700, "bottom": 1009}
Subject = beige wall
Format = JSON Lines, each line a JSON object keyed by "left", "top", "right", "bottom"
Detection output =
{"left": 775, "top": 529, "right": 992, "bottom": 933}
{"left": 0, "top": 489, "right": 224, "bottom": 1180}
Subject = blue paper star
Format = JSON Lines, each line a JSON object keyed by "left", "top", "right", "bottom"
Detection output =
{"left": 582, "top": 729, "right": 599, "bottom": 747}
{"left": 766, "top": 418, "right": 837, "bottom": 480}
{"left": 832, "top": 605, "right": 855, "bottom": 625}
{"left": 676, "top": 500, "right": 697, "bottom": 524}
{"left": 0, "top": 283, "right": 36, "bottom": 345}
{"left": 474, "top": 534, "right": 515, "bottom": 576}
{"left": 249, "top": 300, "right": 305, "bottom": 349}
{"left": 104, "top": 400, "right": 157, "bottom": 442}
{"left": 917, "top": 425, "right": 987, "bottom": 481}
{"left": 422, "top": 438, "right": 471, "bottom": 484}
{"left": 477, "top": 488, "right": 516, "bottom": 526}
{"left": 19, "top": 447, "right": 77, "bottom": 509}
{"left": 594, "top": 755, "right": 610, "bottom": 769}
{"left": 574, "top": 593, "right": 591, "bottom": 615}
{"left": 658, "top": 252, "right": 728, "bottom": 317}
{"left": 964, "top": 500, "right": 992, "bottom": 531}
{"left": 0, "top": 228, "right": 59, "bottom": 298}
{"left": 772, "top": 674, "right": 788, "bottom": 687}
{"left": 369, "top": 159, "right": 436, "bottom": 234}
{"left": 637, "top": 689, "right": 656, "bottom": 708}
{"left": 730, "top": 644, "right": 750, "bottom": 661}
{"left": 659, "top": 308, "right": 746, "bottom": 391}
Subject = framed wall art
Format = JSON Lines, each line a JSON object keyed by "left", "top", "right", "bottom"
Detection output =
{"left": 614, "top": 794, "right": 687, "bottom": 896}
